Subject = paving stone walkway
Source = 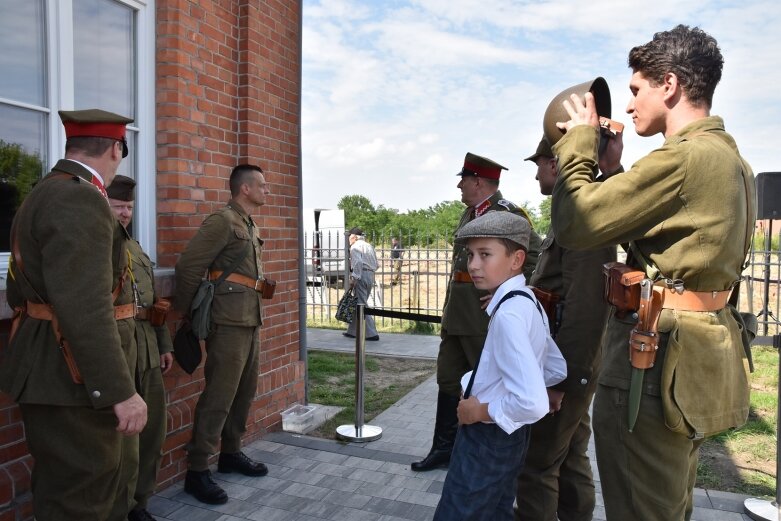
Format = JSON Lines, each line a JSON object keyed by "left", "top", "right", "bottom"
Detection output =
{"left": 145, "top": 328, "right": 760, "bottom": 520}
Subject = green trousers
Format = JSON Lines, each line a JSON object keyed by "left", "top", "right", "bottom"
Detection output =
{"left": 187, "top": 324, "right": 259, "bottom": 470}
{"left": 21, "top": 403, "right": 138, "bottom": 521}
{"left": 134, "top": 365, "right": 166, "bottom": 508}
{"left": 593, "top": 385, "right": 703, "bottom": 521}
{"left": 436, "top": 331, "right": 485, "bottom": 397}
{"left": 515, "top": 388, "right": 596, "bottom": 521}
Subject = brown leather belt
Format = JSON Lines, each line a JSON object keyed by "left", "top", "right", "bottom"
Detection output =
{"left": 135, "top": 307, "right": 150, "bottom": 320}
{"left": 27, "top": 301, "right": 136, "bottom": 320}
{"left": 209, "top": 270, "right": 266, "bottom": 292}
{"left": 658, "top": 287, "right": 731, "bottom": 312}
{"left": 452, "top": 271, "right": 472, "bottom": 283}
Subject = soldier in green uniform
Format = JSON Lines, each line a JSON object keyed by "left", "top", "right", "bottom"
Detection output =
{"left": 551, "top": 25, "right": 755, "bottom": 520}
{"left": 1, "top": 109, "right": 147, "bottom": 521}
{"left": 107, "top": 176, "right": 174, "bottom": 521}
{"left": 175, "top": 164, "right": 271, "bottom": 505}
{"left": 412, "top": 152, "right": 542, "bottom": 471}
{"left": 514, "top": 137, "right": 615, "bottom": 521}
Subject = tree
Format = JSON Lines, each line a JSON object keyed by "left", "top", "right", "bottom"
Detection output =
{"left": 535, "top": 197, "right": 552, "bottom": 235}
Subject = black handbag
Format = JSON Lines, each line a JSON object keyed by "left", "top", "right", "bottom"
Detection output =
{"left": 335, "top": 289, "right": 358, "bottom": 323}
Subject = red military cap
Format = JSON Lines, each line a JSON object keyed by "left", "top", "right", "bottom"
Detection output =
{"left": 456, "top": 152, "right": 508, "bottom": 180}
{"left": 58, "top": 108, "right": 133, "bottom": 157}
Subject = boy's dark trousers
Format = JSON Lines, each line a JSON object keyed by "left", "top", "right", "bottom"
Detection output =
{"left": 434, "top": 422, "right": 531, "bottom": 521}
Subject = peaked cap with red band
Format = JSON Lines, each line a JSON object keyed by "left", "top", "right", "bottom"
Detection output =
{"left": 456, "top": 152, "right": 508, "bottom": 180}
{"left": 58, "top": 108, "right": 133, "bottom": 157}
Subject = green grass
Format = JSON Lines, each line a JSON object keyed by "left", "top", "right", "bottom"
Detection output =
{"left": 306, "top": 351, "right": 435, "bottom": 439}
{"left": 696, "top": 346, "right": 778, "bottom": 497}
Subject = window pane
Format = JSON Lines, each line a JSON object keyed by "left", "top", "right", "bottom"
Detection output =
{"left": 0, "top": 0, "right": 47, "bottom": 106}
{"left": 0, "top": 104, "right": 47, "bottom": 251}
{"left": 73, "top": 0, "right": 135, "bottom": 119}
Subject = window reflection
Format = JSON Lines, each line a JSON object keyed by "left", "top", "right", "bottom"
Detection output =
{"left": 73, "top": 0, "right": 135, "bottom": 119}
{"left": 0, "top": 0, "right": 46, "bottom": 106}
{"left": 0, "top": 105, "right": 47, "bottom": 252}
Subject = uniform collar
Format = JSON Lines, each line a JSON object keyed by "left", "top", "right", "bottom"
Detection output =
{"left": 227, "top": 198, "right": 255, "bottom": 227}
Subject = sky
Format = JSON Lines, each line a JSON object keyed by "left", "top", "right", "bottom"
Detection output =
{"left": 301, "top": 0, "right": 781, "bottom": 213}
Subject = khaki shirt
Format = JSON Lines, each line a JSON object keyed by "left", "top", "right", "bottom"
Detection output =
{"left": 2, "top": 160, "right": 137, "bottom": 408}
{"left": 175, "top": 199, "right": 263, "bottom": 327}
{"left": 441, "top": 190, "right": 542, "bottom": 336}
{"left": 127, "top": 238, "right": 173, "bottom": 372}
{"left": 551, "top": 117, "right": 756, "bottom": 435}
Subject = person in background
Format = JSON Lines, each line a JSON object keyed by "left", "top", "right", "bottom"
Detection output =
{"left": 344, "top": 227, "right": 380, "bottom": 341}
{"left": 107, "top": 175, "right": 174, "bottom": 521}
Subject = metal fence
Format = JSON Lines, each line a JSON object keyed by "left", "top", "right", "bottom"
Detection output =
{"left": 304, "top": 230, "right": 781, "bottom": 337}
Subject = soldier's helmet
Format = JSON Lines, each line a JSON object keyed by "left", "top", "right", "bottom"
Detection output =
{"left": 543, "top": 77, "right": 612, "bottom": 148}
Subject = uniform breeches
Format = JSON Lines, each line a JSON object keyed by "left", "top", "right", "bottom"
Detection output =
{"left": 515, "top": 388, "right": 596, "bottom": 521}
{"left": 21, "top": 403, "right": 138, "bottom": 521}
{"left": 135, "top": 365, "right": 167, "bottom": 508}
{"left": 434, "top": 422, "right": 531, "bottom": 521}
{"left": 593, "top": 385, "right": 703, "bottom": 521}
{"left": 346, "top": 271, "right": 378, "bottom": 338}
{"left": 187, "top": 324, "right": 259, "bottom": 470}
{"left": 436, "top": 331, "right": 485, "bottom": 397}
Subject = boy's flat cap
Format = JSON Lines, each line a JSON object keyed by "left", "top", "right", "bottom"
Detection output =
{"left": 456, "top": 211, "right": 531, "bottom": 250}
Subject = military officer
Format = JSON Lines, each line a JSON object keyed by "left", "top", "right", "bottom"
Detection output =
{"left": 107, "top": 176, "right": 174, "bottom": 521}
{"left": 514, "top": 137, "right": 615, "bottom": 521}
{"left": 551, "top": 25, "right": 755, "bottom": 520}
{"left": 175, "top": 163, "right": 271, "bottom": 505}
{"left": 1, "top": 109, "right": 147, "bottom": 520}
{"left": 411, "top": 152, "right": 542, "bottom": 471}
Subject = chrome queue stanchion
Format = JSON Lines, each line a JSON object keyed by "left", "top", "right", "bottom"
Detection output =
{"left": 336, "top": 304, "right": 383, "bottom": 442}
{"left": 744, "top": 333, "right": 781, "bottom": 520}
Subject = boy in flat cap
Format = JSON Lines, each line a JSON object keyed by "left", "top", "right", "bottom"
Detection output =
{"left": 107, "top": 175, "right": 174, "bottom": 521}
{"left": 514, "top": 136, "right": 615, "bottom": 521}
{"left": 413, "top": 152, "right": 543, "bottom": 472}
{"left": 2, "top": 109, "right": 147, "bottom": 520}
{"left": 433, "top": 211, "right": 566, "bottom": 520}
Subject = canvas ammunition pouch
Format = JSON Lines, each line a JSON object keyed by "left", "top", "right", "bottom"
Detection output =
{"left": 602, "top": 261, "right": 644, "bottom": 317}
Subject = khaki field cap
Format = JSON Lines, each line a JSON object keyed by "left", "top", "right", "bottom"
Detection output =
{"left": 105, "top": 175, "right": 136, "bottom": 201}
{"left": 524, "top": 135, "right": 554, "bottom": 162}
{"left": 58, "top": 108, "right": 133, "bottom": 158}
{"left": 456, "top": 211, "right": 531, "bottom": 251}
{"left": 543, "top": 77, "right": 612, "bottom": 147}
{"left": 457, "top": 152, "right": 508, "bottom": 180}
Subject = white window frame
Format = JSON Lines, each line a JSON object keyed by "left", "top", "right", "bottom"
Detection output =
{"left": 0, "top": 0, "right": 156, "bottom": 282}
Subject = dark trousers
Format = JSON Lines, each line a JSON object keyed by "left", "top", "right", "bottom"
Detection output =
{"left": 593, "top": 385, "right": 703, "bottom": 521}
{"left": 135, "top": 364, "right": 167, "bottom": 508}
{"left": 21, "top": 403, "right": 138, "bottom": 521}
{"left": 187, "top": 324, "right": 259, "bottom": 470}
{"left": 515, "top": 388, "right": 596, "bottom": 521}
{"left": 434, "top": 422, "right": 531, "bottom": 521}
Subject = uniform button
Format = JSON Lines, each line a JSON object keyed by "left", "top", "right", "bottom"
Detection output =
{"left": 141, "top": 302, "right": 148, "bottom": 307}
{"left": 92, "top": 390, "right": 101, "bottom": 399}
{"left": 580, "top": 379, "right": 588, "bottom": 385}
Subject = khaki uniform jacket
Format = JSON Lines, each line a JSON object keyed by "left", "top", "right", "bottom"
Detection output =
{"left": 551, "top": 117, "right": 755, "bottom": 435}
{"left": 175, "top": 200, "right": 263, "bottom": 327}
{"left": 441, "top": 191, "right": 542, "bottom": 336}
{"left": 1, "top": 159, "right": 137, "bottom": 408}
{"left": 530, "top": 232, "right": 614, "bottom": 394}
{"left": 127, "top": 239, "right": 173, "bottom": 371}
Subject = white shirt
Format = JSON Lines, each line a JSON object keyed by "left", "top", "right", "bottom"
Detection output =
{"left": 460, "top": 274, "right": 567, "bottom": 434}
{"left": 349, "top": 237, "right": 378, "bottom": 280}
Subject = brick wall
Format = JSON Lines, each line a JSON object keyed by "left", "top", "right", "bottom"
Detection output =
{"left": 0, "top": 0, "right": 304, "bottom": 517}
